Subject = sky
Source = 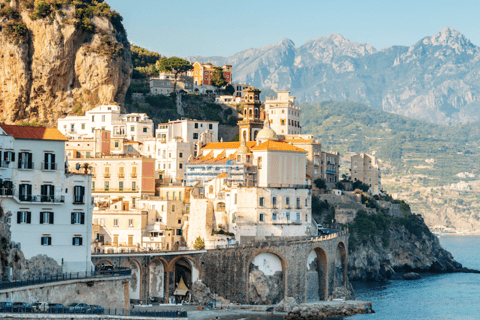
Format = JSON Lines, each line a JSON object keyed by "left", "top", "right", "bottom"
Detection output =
{"left": 109, "top": 0, "right": 480, "bottom": 58}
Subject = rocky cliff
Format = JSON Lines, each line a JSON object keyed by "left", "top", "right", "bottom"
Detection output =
{"left": 189, "top": 27, "right": 480, "bottom": 125}
{"left": 0, "top": 0, "right": 132, "bottom": 126}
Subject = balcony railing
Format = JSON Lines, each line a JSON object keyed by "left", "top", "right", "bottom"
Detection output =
{"left": 16, "top": 194, "right": 65, "bottom": 203}
{"left": 73, "top": 197, "right": 85, "bottom": 204}
{"left": 104, "top": 173, "right": 111, "bottom": 178}
{"left": 131, "top": 173, "right": 137, "bottom": 178}
{"left": 18, "top": 163, "right": 34, "bottom": 170}
{"left": 41, "top": 162, "right": 57, "bottom": 171}
{"left": 326, "top": 170, "right": 337, "bottom": 175}
{"left": 118, "top": 173, "right": 125, "bottom": 178}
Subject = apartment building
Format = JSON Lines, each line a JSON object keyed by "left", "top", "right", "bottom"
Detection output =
{"left": 192, "top": 62, "right": 232, "bottom": 86}
{"left": 149, "top": 72, "right": 194, "bottom": 95}
{"left": 351, "top": 153, "right": 382, "bottom": 194}
{"left": 0, "top": 125, "right": 93, "bottom": 273}
{"left": 57, "top": 105, "right": 154, "bottom": 142}
{"left": 264, "top": 91, "right": 301, "bottom": 136}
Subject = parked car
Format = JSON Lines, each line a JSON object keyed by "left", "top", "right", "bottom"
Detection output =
{"left": 0, "top": 302, "right": 14, "bottom": 312}
{"left": 32, "top": 302, "right": 48, "bottom": 312}
{"left": 47, "top": 303, "right": 66, "bottom": 314}
{"left": 67, "top": 303, "right": 90, "bottom": 313}
{"left": 13, "top": 302, "right": 33, "bottom": 312}
{"left": 88, "top": 305, "right": 104, "bottom": 314}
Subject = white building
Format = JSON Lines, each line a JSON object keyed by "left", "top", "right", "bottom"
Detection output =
{"left": 264, "top": 91, "right": 301, "bottom": 136}
{"left": 142, "top": 119, "right": 219, "bottom": 183}
{"left": 0, "top": 125, "right": 93, "bottom": 273}
{"left": 57, "top": 105, "right": 154, "bottom": 142}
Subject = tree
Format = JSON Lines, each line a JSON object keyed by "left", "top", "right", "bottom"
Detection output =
{"left": 211, "top": 67, "right": 226, "bottom": 87}
{"left": 224, "top": 84, "right": 235, "bottom": 95}
{"left": 156, "top": 57, "right": 193, "bottom": 93}
{"left": 353, "top": 180, "right": 370, "bottom": 192}
{"left": 193, "top": 237, "right": 205, "bottom": 250}
{"left": 335, "top": 182, "right": 346, "bottom": 191}
{"left": 314, "top": 178, "right": 327, "bottom": 190}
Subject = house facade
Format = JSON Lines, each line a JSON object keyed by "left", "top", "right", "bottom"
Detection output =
{"left": 264, "top": 91, "right": 301, "bottom": 136}
{"left": 192, "top": 62, "right": 232, "bottom": 86}
{"left": 351, "top": 153, "right": 382, "bottom": 194}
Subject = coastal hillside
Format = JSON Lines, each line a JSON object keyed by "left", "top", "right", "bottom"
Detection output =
{"left": 189, "top": 27, "right": 480, "bottom": 125}
{"left": 301, "top": 100, "right": 480, "bottom": 232}
{"left": 0, "top": 0, "right": 132, "bottom": 126}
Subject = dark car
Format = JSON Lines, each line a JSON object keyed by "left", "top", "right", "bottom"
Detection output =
{"left": 88, "top": 305, "right": 104, "bottom": 314}
{"left": 13, "top": 302, "right": 33, "bottom": 312}
{"left": 0, "top": 302, "right": 13, "bottom": 312}
{"left": 67, "top": 303, "right": 90, "bottom": 313}
{"left": 47, "top": 303, "right": 66, "bottom": 314}
{"left": 32, "top": 302, "right": 48, "bottom": 312}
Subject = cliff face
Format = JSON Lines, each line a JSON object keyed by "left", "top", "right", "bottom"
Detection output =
{"left": 0, "top": 0, "right": 132, "bottom": 126}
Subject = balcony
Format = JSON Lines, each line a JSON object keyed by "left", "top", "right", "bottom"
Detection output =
{"left": 285, "top": 204, "right": 291, "bottom": 209}
{"left": 118, "top": 173, "right": 125, "bottom": 178}
{"left": 41, "top": 162, "right": 57, "bottom": 171}
{"left": 18, "top": 163, "right": 34, "bottom": 170}
{"left": 104, "top": 173, "right": 111, "bottom": 178}
{"left": 92, "top": 188, "right": 139, "bottom": 193}
{"left": 326, "top": 170, "right": 337, "bottom": 175}
{"left": 131, "top": 173, "right": 137, "bottom": 178}
{"left": 0, "top": 161, "right": 11, "bottom": 169}
{"left": 73, "top": 197, "right": 85, "bottom": 205}
{"left": 15, "top": 194, "right": 65, "bottom": 204}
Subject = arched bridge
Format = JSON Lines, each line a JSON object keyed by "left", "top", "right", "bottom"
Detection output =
{"left": 92, "top": 231, "right": 349, "bottom": 304}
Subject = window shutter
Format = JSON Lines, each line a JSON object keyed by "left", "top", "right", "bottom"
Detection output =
{"left": 48, "top": 237, "right": 51, "bottom": 245}
{"left": 11, "top": 152, "right": 15, "bottom": 162}
{"left": 18, "top": 152, "right": 22, "bottom": 168}
{"left": 40, "top": 212, "right": 44, "bottom": 224}
{"left": 41, "top": 185, "right": 46, "bottom": 197}
{"left": 27, "top": 184, "right": 32, "bottom": 196}
{"left": 51, "top": 154, "right": 56, "bottom": 169}
{"left": 26, "top": 212, "right": 31, "bottom": 224}
{"left": 79, "top": 237, "right": 83, "bottom": 246}
{"left": 44, "top": 153, "right": 48, "bottom": 169}
{"left": 81, "top": 212, "right": 85, "bottom": 225}
{"left": 50, "top": 212, "right": 54, "bottom": 224}
{"left": 27, "top": 153, "right": 32, "bottom": 169}
{"left": 41, "top": 237, "right": 44, "bottom": 246}
{"left": 71, "top": 212, "right": 75, "bottom": 224}
{"left": 17, "top": 212, "right": 21, "bottom": 224}
{"left": 72, "top": 237, "right": 75, "bottom": 245}
{"left": 50, "top": 185, "right": 54, "bottom": 197}
{"left": 3, "top": 152, "right": 6, "bottom": 161}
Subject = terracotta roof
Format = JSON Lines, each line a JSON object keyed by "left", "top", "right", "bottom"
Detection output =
{"left": 281, "top": 138, "right": 315, "bottom": 144}
{"left": 217, "top": 173, "right": 228, "bottom": 178}
{"left": 124, "top": 140, "right": 143, "bottom": 145}
{"left": 306, "top": 175, "right": 312, "bottom": 179}
{"left": 203, "top": 141, "right": 256, "bottom": 149}
{"left": 1, "top": 125, "right": 67, "bottom": 141}
{"left": 188, "top": 150, "right": 237, "bottom": 165}
{"left": 251, "top": 140, "right": 307, "bottom": 153}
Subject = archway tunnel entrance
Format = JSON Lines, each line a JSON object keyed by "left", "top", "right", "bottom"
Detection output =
{"left": 334, "top": 242, "right": 347, "bottom": 289}
{"left": 306, "top": 247, "right": 328, "bottom": 301}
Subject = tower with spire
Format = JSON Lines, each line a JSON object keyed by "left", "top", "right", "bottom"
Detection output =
{"left": 237, "top": 86, "right": 264, "bottom": 142}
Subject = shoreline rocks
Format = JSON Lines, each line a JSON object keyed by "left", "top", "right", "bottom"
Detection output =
{"left": 286, "top": 301, "right": 374, "bottom": 319}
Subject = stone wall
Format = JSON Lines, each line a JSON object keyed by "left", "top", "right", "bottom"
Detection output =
{"left": 0, "top": 276, "right": 130, "bottom": 309}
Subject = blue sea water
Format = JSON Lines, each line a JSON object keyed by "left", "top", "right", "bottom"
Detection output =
{"left": 351, "top": 235, "right": 480, "bottom": 320}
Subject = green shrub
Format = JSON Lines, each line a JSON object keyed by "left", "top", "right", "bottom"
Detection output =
{"left": 4, "top": 21, "right": 28, "bottom": 42}
{"left": 193, "top": 237, "right": 205, "bottom": 250}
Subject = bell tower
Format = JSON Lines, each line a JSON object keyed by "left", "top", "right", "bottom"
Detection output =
{"left": 237, "top": 86, "right": 264, "bottom": 142}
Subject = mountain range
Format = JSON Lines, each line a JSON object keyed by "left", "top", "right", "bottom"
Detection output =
{"left": 188, "top": 27, "right": 480, "bottom": 125}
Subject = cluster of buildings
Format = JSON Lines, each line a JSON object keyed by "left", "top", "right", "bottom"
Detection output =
{"left": 0, "top": 85, "right": 382, "bottom": 274}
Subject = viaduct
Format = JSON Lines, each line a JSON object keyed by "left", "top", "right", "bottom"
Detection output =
{"left": 92, "top": 231, "right": 349, "bottom": 304}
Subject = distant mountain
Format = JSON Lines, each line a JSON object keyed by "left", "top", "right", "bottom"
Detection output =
{"left": 188, "top": 27, "right": 480, "bottom": 125}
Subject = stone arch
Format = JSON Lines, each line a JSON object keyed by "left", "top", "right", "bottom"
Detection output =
{"left": 253, "top": 130, "right": 259, "bottom": 141}
{"left": 305, "top": 245, "right": 328, "bottom": 302}
{"left": 334, "top": 241, "right": 347, "bottom": 289}
{"left": 167, "top": 255, "right": 201, "bottom": 297}
{"left": 147, "top": 258, "right": 168, "bottom": 300}
{"left": 208, "top": 185, "right": 214, "bottom": 194}
{"left": 242, "top": 130, "right": 247, "bottom": 141}
{"left": 122, "top": 258, "right": 142, "bottom": 300}
{"left": 247, "top": 249, "right": 288, "bottom": 305}
{"left": 94, "top": 258, "right": 113, "bottom": 267}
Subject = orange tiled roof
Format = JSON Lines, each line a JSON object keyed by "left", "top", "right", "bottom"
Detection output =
{"left": 217, "top": 173, "right": 228, "bottom": 178}
{"left": 281, "top": 138, "right": 315, "bottom": 144}
{"left": 189, "top": 150, "right": 237, "bottom": 164}
{"left": 1, "top": 125, "right": 67, "bottom": 141}
{"left": 251, "top": 140, "right": 307, "bottom": 152}
{"left": 203, "top": 141, "right": 256, "bottom": 149}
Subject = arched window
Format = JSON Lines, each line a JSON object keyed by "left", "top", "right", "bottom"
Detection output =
{"left": 209, "top": 185, "right": 214, "bottom": 194}
{"left": 243, "top": 130, "right": 247, "bottom": 141}
{"left": 257, "top": 156, "right": 262, "bottom": 169}
{"left": 249, "top": 109, "right": 253, "bottom": 118}
{"left": 216, "top": 202, "right": 226, "bottom": 211}
{"left": 254, "top": 108, "right": 259, "bottom": 118}
{"left": 253, "top": 130, "right": 258, "bottom": 141}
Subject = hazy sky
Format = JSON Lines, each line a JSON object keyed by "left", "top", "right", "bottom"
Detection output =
{"left": 109, "top": 0, "right": 480, "bottom": 57}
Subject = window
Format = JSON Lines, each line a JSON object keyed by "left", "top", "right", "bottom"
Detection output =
{"left": 286, "top": 197, "right": 290, "bottom": 206}
{"left": 72, "top": 237, "right": 83, "bottom": 246}
{"left": 92, "top": 181, "right": 95, "bottom": 191}
{"left": 92, "top": 116, "right": 95, "bottom": 122}
{"left": 86, "top": 152, "right": 90, "bottom": 158}
{"left": 40, "top": 212, "right": 54, "bottom": 224}
{"left": 209, "top": 124, "right": 213, "bottom": 129}
{"left": 73, "top": 186, "right": 85, "bottom": 204}
{"left": 43, "top": 152, "right": 56, "bottom": 170}
{"left": 193, "top": 133, "right": 198, "bottom": 139}
{"left": 305, "top": 214, "right": 308, "bottom": 222}
{"left": 40, "top": 184, "right": 55, "bottom": 202}
{"left": 41, "top": 236, "right": 52, "bottom": 246}
{"left": 296, "top": 198, "right": 300, "bottom": 208}
{"left": 81, "top": 123, "right": 85, "bottom": 130}
{"left": 179, "top": 152, "right": 183, "bottom": 158}
{"left": 71, "top": 212, "right": 85, "bottom": 224}
{"left": 119, "top": 181, "right": 124, "bottom": 191}
{"left": 296, "top": 213, "right": 300, "bottom": 221}
{"left": 132, "top": 181, "right": 136, "bottom": 191}
{"left": 179, "top": 192, "right": 182, "bottom": 200}
{"left": 71, "top": 124, "right": 75, "bottom": 132}
{"left": 234, "top": 194, "right": 237, "bottom": 205}
{"left": 18, "top": 152, "right": 33, "bottom": 169}
{"left": 272, "top": 213, "right": 277, "bottom": 220}
{"left": 314, "top": 168, "right": 318, "bottom": 175}
{"left": 19, "top": 184, "right": 32, "bottom": 201}
{"left": 131, "top": 126, "right": 135, "bottom": 132}
{"left": 101, "top": 115, "right": 106, "bottom": 122}
{"left": 314, "top": 157, "right": 319, "bottom": 166}
{"left": 128, "top": 145, "right": 133, "bottom": 152}
{"left": 259, "top": 213, "right": 264, "bottom": 222}
{"left": 143, "top": 127, "right": 147, "bottom": 133}
{"left": 179, "top": 163, "right": 183, "bottom": 169}
{"left": 258, "top": 157, "right": 262, "bottom": 169}
{"left": 272, "top": 197, "right": 277, "bottom": 207}
{"left": 114, "top": 219, "right": 119, "bottom": 226}
{"left": 305, "top": 198, "right": 308, "bottom": 207}
{"left": 115, "top": 141, "right": 119, "bottom": 148}
{"left": 104, "top": 181, "right": 109, "bottom": 191}
{"left": 286, "top": 213, "right": 290, "bottom": 220}
{"left": 17, "top": 211, "right": 31, "bottom": 224}
{"left": 128, "top": 219, "right": 134, "bottom": 227}
{"left": 172, "top": 205, "right": 175, "bottom": 212}
{"left": 259, "top": 197, "right": 265, "bottom": 207}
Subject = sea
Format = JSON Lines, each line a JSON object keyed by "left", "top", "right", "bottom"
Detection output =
{"left": 351, "top": 235, "right": 480, "bottom": 320}
{"left": 242, "top": 235, "right": 480, "bottom": 320}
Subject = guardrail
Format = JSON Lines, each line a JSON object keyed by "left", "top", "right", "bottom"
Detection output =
{"left": 0, "top": 307, "right": 187, "bottom": 318}
{"left": 0, "top": 268, "right": 131, "bottom": 291}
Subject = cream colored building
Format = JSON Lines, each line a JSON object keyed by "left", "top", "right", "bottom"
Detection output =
{"left": 351, "top": 153, "right": 382, "bottom": 194}
{"left": 264, "top": 91, "right": 301, "bottom": 136}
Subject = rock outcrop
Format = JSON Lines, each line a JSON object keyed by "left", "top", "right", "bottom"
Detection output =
{"left": 274, "top": 297, "right": 298, "bottom": 313}
{"left": 286, "top": 301, "right": 374, "bottom": 319}
{"left": 191, "top": 280, "right": 230, "bottom": 305}
{"left": 248, "top": 269, "right": 284, "bottom": 305}
{"left": 0, "top": 0, "right": 132, "bottom": 126}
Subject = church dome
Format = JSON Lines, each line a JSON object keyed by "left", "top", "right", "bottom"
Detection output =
{"left": 236, "top": 140, "right": 251, "bottom": 154}
{"left": 256, "top": 120, "right": 278, "bottom": 141}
